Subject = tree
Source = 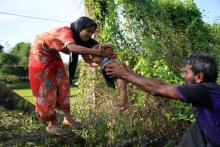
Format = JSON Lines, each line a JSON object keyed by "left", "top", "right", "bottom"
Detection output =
{"left": 77, "top": 0, "right": 215, "bottom": 145}
{"left": 0, "top": 42, "right": 30, "bottom": 78}
{"left": 0, "top": 52, "right": 19, "bottom": 76}
{"left": 85, "top": 0, "right": 214, "bottom": 72}
{"left": 10, "top": 42, "right": 30, "bottom": 65}
{"left": 0, "top": 45, "right": 3, "bottom": 52}
{"left": 210, "top": 23, "right": 220, "bottom": 58}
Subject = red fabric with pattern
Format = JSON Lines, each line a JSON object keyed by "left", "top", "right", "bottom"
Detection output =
{"left": 28, "top": 26, "right": 74, "bottom": 122}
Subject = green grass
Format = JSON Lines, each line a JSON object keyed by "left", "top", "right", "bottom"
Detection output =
{"left": 14, "top": 89, "right": 35, "bottom": 104}
{"left": 13, "top": 87, "right": 80, "bottom": 105}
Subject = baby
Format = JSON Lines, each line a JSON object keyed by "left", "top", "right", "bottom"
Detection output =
{"left": 91, "top": 45, "right": 128, "bottom": 111}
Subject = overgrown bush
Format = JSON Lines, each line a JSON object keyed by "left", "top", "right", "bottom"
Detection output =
{"left": 72, "top": 0, "right": 217, "bottom": 145}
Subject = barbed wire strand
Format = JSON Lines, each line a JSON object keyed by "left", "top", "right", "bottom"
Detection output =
{"left": 0, "top": 64, "right": 28, "bottom": 67}
{"left": 0, "top": 76, "right": 29, "bottom": 80}
{"left": 0, "top": 63, "right": 93, "bottom": 67}
{"left": 0, "top": 11, "right": 70, "bottom": 23}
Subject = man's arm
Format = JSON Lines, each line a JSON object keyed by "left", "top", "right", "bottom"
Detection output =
{"left": 105, "top": 63, "right": 182, "bottom": 100}
{"left": 125, "top": 72, "right": 181, "bottom": 100}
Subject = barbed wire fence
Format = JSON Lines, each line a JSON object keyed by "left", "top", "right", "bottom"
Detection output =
{"left": 1, "top": 104, "right": 186, "bottom": 146}
{"left": 1, "top": 90, "right": 189, "bottom": 146}
{"left": 1, "top": 110, "right": 188, "bottom": 146}
{"left": 0, "top": 64, "right": 188, "bottom": 146}
{"left": 0, "top": 63, "right": 93, "bottom": 81}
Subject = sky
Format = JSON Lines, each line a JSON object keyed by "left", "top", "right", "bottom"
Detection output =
{"left": 0, "top": 0, "right": 219, "bottom": 62}
{"left": 194, "top": 0, "right": 220, "bottom": 24}
{"left": 0, "top": 0, "right": 84, "bottom": 62}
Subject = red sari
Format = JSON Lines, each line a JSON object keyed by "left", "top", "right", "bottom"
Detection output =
{"left": 29, "top": 26, "right": 74, "bottom": 122}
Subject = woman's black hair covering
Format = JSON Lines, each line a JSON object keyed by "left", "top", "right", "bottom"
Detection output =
{"left": 69, "top": 16, "right": 115, "bottom": 88}
{"left": 69, "top": 16, "right": 98, "bottom": 85}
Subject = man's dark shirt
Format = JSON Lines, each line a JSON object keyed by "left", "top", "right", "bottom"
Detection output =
{"left": 177, "top": 83, "right": 220, "bottom": 146}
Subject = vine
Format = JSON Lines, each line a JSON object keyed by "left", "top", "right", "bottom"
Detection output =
{"left": 74, "top": 0, "right": 217, "bottom": 146}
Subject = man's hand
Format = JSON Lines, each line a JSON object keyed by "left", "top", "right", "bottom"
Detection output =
{"left": 97, "top": 43, "right": 114, "bottom": 56}
{"left": 105, "top": 62, "right": 130, "bottom": 79}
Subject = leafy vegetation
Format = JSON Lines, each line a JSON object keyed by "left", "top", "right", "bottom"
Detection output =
{"left": 0, "top": 0, "right": 219, "bottom": 146}
{"left": 0, "top": 42, "right": 30, "bottom": 82}
{"left": 80, "top": 0, "right": 219, "bottom": 145}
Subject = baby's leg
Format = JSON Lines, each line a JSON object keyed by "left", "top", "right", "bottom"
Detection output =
{"left": 116, "top": 78, "right": 128, "bottom": 111}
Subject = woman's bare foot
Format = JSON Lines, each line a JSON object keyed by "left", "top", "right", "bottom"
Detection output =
{"left": 63, "top": 117, "right": 81, "bottom": 127}
{"left": 63, "top": 112, "right": 81, "bottom": 127}
{"left": 46, "top": 121, "right": 65, "bottom": 136}
{"left": 117, "top": 100, "right": 128, "bottom": 111}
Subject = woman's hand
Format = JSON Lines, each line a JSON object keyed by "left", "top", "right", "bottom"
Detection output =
{"left": 97, "top": 43, "right": 114, "bottom": 56}
{"left": 90, "top": 62, "right": 99, "bottom": 67}
{"left": 82, "top": 55, "right": 93, "bottom": 64}
{"left": 66, "top": 42, "right": 114, "bottom": 57}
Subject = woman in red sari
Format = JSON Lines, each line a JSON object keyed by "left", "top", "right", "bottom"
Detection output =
{"left": 29, "top": 16, "right": 113, "bottom": 135}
